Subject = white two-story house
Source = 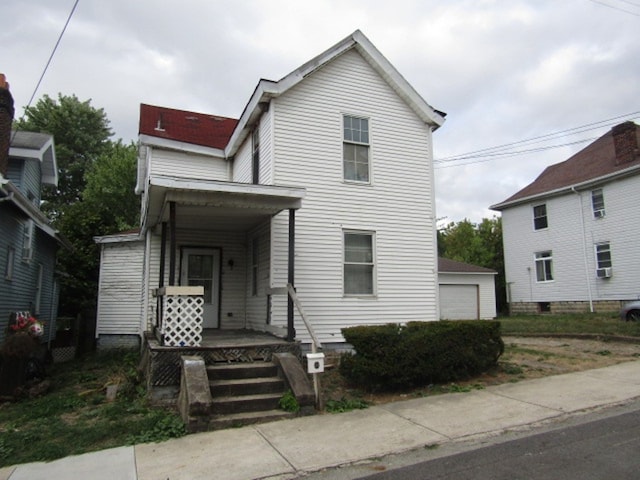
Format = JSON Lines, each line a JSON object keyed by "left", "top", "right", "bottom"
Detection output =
{"left": 95, "top": 30, "right": 446, "bottom": 349}
{"left": 491, "top": 121, "right": 640, "bottom": 314}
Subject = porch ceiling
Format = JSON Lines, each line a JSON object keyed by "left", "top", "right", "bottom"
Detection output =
{"left": 146, "top": 176, "right": 305, "bottom": 231}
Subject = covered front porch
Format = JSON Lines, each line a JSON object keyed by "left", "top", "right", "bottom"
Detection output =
{"left": 143, "top": 176, "right": 306, "bottom": 348}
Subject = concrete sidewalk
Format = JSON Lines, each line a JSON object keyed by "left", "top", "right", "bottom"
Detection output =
{"left": 2, "top": 360, "right": 640, "bottom": 480}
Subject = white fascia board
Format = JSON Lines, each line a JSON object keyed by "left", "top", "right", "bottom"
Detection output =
{"left": 10, "top": 138, "right": 58, "bottom": 187}
{"left": 94, "top": 232, "right": 142, "bottom": 244}
{"left": 149, "top": 175, "right": 306, "bottom": 200}
{"left": 224, "top": 30, "right": 445, "bottom": 158}
{"left": 351, "top": 30, "right": 445, "bottom": 129}
{"left": 438, "top": 271, "right": 497, "bottom": 276}
{"left": 491, "top": 163, "right": 640, "bottom": 211}
{"left": 139, "top": 134, "right": 226, "bottom": 158}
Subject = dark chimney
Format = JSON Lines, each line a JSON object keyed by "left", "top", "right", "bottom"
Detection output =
{"left": 612, "top": 121, "right": 638, "bottom": 166}
{"left": 0, "top": 73, "right": 15, "bottom": 178}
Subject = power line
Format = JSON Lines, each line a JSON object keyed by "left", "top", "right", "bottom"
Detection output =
{"left": 434, "top": 111, "right": 640, "bottom": 168}
{"left": 24, "top": 0, "right": 80, "bottom": 112}
{"left": 587, "top": 0, "right": 640, "bottom": 17}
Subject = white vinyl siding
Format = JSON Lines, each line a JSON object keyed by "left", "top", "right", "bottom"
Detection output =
{"left": 269, "top": 48, "right": 438, "bottom": 344}
{"left": 502, "top": 175, "right": 640, "bottom": 303}
{"left": 149, "top": 148, "right": 228, "bottom": 181}
{"left": 233, "top": 112, "right": 274, "bottom": 184}
{"left": 97, "top": 240, "right": 145, "bottom": 337}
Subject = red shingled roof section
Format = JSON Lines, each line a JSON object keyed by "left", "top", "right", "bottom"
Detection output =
{"left": 139, "top": 104, "right": 238, "bottom": 150}
{"left": 497, "top": 122, "right": 640, "bottom": 206}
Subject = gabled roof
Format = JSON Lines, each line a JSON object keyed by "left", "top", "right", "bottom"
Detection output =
{"left": 492, "top": 122, "right": 640, "bottom": 210}
{"left": 138, "top": 30, "right": 445, "bottom": 156}
{"left": 438, "top": 257, "right": 496, "bottom": 274}
{"left": 9, "top": 130, "right": 58, "bottom": 186}
{"left": 139, "top": 104, "right": 238, "bottom": 150}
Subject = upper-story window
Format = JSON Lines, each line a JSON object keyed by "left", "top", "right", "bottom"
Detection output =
{"left": 591, "top": 189, "right": 605, "bottom": 218}
{"left": 533, "top": 204, "right": 548, "bottom": 230}
{"left": 534, "top": 250, "right": 553, "bottom": 282}
{"left": 23, "top": 219, "right": 34, "bottom": 263}
{"left": 252, "top": 126, "right": 260, "bottom": 184}
{"left": 343, "top": 115, "right": 370, "bottom": 183}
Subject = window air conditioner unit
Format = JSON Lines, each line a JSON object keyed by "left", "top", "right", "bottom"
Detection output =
{"left": 594, "top": 209, "right": 605, "bottom": 218}
{"left": 596, "top": 267, "right": 612, "bottom": 278}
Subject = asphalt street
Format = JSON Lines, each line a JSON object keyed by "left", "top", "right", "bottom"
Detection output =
{"left": 355, "top": 404, "right": 640, "bottom": 480}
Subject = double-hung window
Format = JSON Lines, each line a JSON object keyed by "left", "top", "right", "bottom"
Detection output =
{"left": 344, "top": 231, "right": 375, "bottom": 295}
{"left": 23, "top": 219, "right": 34, "bottom": 262}
{"left": 343, "top": 115, "right": 370, "bottom": 183}
{"left": 591, "top": 189, "right": 605, "bottom": 218}
{"left": 595, "top": 242, "right": 612, "bottom": 269}
{"left": 533, "top": 204, "right": 548, "bottom": 230}
{"left": 534, "top": 251, "right": 553, "bottom": 282}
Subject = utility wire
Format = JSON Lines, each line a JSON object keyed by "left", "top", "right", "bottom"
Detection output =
{"left": 434, "top": 111, "right": 640, "bottom": 167}
{"left": 25, "top": 0, "right": 80, "bottom": 109}
{"left": 587, "top": 0, "right": 640, "bottom": 17}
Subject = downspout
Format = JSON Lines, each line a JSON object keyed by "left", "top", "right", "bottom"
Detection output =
{"left": 572, "top": 187, "right": 594, "bottom": 312}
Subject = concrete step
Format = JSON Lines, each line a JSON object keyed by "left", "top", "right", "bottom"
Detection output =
{"left": 211, "top": 392, "right": 283, "bottom": 415}
{"left": 210, "top": 376, "right": 285, "bottom": 396}
{"left": 207, "top": 362, "right": 278, "bottom": 380}
{"left": 208, "top": 409, "right": 296, "bottom": 430}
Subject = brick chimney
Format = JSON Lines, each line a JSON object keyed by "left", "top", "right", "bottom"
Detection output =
{"left": 0, "top": 73, "right": 15, "bottom": 178}
{"left": 612, "top": 121, "right": 638, "bottom": 166}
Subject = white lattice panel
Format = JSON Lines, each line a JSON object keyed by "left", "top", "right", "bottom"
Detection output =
{"left": 162, "top": 295, "right": 203, "bottom": 347}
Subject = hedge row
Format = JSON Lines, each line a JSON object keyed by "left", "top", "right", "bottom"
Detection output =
{"left": 339, "top": 321, "right": 504, "bottom": 390}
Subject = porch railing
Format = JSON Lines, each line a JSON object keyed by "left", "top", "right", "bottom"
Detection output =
{"left": 154, "top": 286, "right": 204, "bottom": 347}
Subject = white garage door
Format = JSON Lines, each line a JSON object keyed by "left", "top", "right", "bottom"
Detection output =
{"left": 440, "top": 284, "right": 478, "bottom": 320}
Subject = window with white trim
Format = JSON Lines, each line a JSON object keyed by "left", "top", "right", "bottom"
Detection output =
{"left": 533, "top": 204, "right": 548, "bottom": 230}
{"left": 23, "top": 219, "right": 34, "bottom": 262}
{"left": 534, "top": 251, "right": 553, "bottom": 282}
{"left": 343, "top": 115, "right": 370, "bottom": 183}
{"left": 344, "top": 231, "right": 375, "bottom": 295}
{"left": 5, "top": 247, "right": 15, "bottom": 281}
{"left": 595, "top": 242, "right": 612, "bottom": 269}
{"left": 591, "top": 189, "right": 605, "bottom": 218}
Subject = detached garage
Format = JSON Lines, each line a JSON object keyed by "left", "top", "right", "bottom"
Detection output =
{"left": 438, "top": 258, "right": 497, "bottom": 320}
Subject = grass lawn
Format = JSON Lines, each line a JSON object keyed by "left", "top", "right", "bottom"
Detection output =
{"left": 499, "top": 312, "right": 640, "bottom": 337}
{"left": 0, "top": 350, "right": 184, "bottom": 468}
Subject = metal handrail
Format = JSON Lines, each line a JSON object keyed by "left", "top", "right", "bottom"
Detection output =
{"left": 287, "top": 284, "right": 322, "bottom": 353}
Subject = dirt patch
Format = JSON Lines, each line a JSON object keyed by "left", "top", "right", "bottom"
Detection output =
{"left": 320, "top": 336, "right": 640, "bottom": 408}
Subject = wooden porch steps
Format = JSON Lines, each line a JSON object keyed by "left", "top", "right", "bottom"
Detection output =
{"left": 206, "top": 362, "right": 293, "bottom": 428}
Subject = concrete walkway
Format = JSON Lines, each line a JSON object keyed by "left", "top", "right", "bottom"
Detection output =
{"left": 2, "top": 360, "right": 640, "bottom": 480}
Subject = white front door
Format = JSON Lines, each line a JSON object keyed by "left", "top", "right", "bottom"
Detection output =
{"left": 181, "top": 248, "right": 221, "bottom": 328}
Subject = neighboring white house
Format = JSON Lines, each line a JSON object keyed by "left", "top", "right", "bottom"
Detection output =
{"left": 491, "top": 121, "right": 640, "bottom": 314}
{"left": 438, "top": 258, "right": 496, "bottom": 320}
{"left": 95, "top": 30, "right": 447, "bottom": 348}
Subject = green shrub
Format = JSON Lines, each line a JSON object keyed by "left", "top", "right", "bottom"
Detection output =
{"left": 279, "top": 390, "right": 300, "bottom": 413}
{"left": 340, "top": 321, "right": 504, "bottom": 390}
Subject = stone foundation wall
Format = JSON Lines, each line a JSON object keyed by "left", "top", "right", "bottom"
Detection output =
{"left": 509, "top": 300, "right": 628, "bottom": 315}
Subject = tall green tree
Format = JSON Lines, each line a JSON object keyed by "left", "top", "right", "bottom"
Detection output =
{"left": 56, "top": 141, "right": 140, "bottom": 315}
{"left": 15, "top": 93, "right": 113, "bottom": 219}
{"left": 439, "top": 217, "right": 506, "bottom": 314}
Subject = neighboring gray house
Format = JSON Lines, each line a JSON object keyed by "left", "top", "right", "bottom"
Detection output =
{"left": 0, "top": 76, "right": 67, "bottom": 344}
{"left": 491, "top": 122, "right": 640, "bottom": 314}
{"left": 438, "top": 258, "right": 497, "bottom": 320}
{"left": 95, "top": 30, "right": 447, "bottom": 349}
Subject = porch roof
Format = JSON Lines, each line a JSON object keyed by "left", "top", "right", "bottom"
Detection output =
{"left": 144, "top": 175, "right": 305, "bottom": 231}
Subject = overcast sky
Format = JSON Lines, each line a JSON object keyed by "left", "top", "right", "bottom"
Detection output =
{"left": 3, "top": 0, "right": 639, "bottom": 224}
